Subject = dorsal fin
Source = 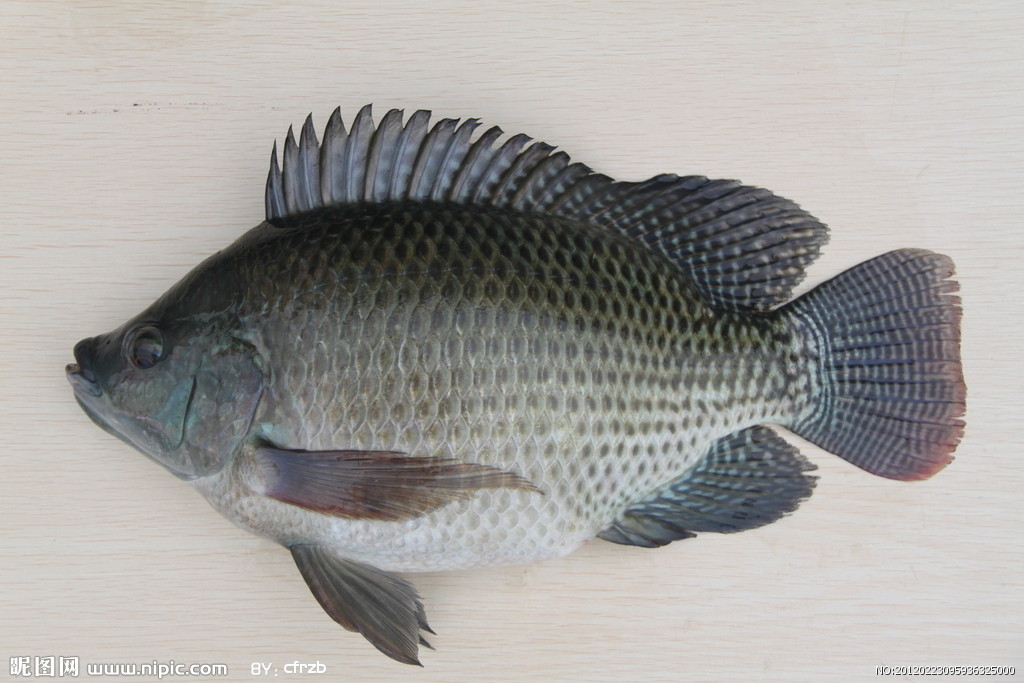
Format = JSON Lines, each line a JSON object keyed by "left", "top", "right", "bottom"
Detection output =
{"left": 265, "top": 106, "right": 829, "bottom": 310}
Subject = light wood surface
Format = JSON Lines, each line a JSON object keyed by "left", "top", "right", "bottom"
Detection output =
{"left": 2, "top": 2, "right": 1021, "bottom": 681}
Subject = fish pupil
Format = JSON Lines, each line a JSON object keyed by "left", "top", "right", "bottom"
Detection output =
{"left": 130, "top": 328, "right": 164, "bottom": 369}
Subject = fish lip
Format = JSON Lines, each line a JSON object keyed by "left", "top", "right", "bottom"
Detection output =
{"left": 66, "top": 362, "right": 102, "bottom": 397}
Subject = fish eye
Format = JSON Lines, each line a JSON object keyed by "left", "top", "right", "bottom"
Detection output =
{"left": 128, "top": 326, "right": 165, "bottom": 369}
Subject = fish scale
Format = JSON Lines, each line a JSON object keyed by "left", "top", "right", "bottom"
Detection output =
{"left": 68, "top": 106, "right": 964, "bottom": 664}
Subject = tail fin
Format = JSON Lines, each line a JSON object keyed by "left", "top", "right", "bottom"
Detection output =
{"left": 784, "top": 248, "right": 965, "bottom": 480}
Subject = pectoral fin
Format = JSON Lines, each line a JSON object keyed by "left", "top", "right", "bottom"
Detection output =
{"left": 291, "top": 544, "right": 432, "bottom": 666}
{"left": 257, "top": 446, "right": 541, "bottom": 521}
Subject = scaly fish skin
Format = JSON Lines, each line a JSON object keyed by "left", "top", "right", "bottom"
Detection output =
{"left": 67, "top": 106, "right": 964, "bottom": 664}
{"left": 174, "top": 201, "right": 807, "bottom": 571}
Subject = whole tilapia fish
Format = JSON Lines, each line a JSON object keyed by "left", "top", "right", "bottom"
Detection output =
{"left": 67, "top": 105, "right": 965, "bottom": 664}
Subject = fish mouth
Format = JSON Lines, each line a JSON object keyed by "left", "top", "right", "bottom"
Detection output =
{"left": 66, "top": 361, "right": 155, "bottom": 457}
{"left": 66, "top": 362, "right": 102, "bottom": 397}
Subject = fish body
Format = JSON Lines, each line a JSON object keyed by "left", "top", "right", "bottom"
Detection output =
{"left": 190, "top": 201, "right": 803, "bottom": 572}
{"left": 67, "top": 106, "right": 965, "bottom": 664}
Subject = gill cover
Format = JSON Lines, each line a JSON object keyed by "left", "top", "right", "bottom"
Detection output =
{"left": 176, "top": 337, "right": 265, "bottom": 479}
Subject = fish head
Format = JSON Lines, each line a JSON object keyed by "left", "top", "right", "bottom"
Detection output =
{"left": 67, "top": 313, "right": 265, "bottom": 481}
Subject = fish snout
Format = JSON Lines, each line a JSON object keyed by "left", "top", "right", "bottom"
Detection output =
{"left": 68, "top": 339, "right": 102, "bottom": 396}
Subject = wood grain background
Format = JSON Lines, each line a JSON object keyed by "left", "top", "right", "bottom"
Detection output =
{"left": 2, "top": 2, "right": 1021, "bottom": 681}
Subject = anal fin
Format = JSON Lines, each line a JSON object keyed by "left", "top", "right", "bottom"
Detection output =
{"left": 599, "top": 426, "right": 816, "bottom": 548}
{"left": 291, "top": 544, "right": 431, "bottom": 665}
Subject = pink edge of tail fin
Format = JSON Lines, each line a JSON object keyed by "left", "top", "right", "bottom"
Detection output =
{"left": 783, "top": 248, "right": 966, "bottom": 481}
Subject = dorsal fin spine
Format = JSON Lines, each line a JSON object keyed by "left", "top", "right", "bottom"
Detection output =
{"left": 281, "top": 126, "right": 300, "bottom": 214}
{"left": 470, "top": 133, "right": 531, "bottom": 203}
{"left": 407, "top": 118, "right": 452, "bottom": 200}
{"left": 265, "top": 142, "right": 284, "bottom": 220}
{"left": 447, "top": 125, "right": 503, "bottom": 202}
{"left": 344, "top": 105, "right": 373, "bottom": 202}
{"left": 374, "top": 109, "right": 404, "bottom": 200}
{"left": 297, "top": 115, "right": 320, "bottom": 211}
{"left": 365, "top": 109, "right": 403, "bottom": 202}
{"left": 491, "top": 141, "right": 554, "bottom": 205}
{"left": 320, "top": 108, "right": 347, "bottom": 205}
{"left": 387, "top": 110, "right": 429, "bottom": 201}
{"left": 420, "top": 118, "right": 459, "bottom": 200}
{"left": 430, "top": 119, "right": 480, "bottom": 201}
{"left": 362, "top": 110, "right": 387, "bottom": 201}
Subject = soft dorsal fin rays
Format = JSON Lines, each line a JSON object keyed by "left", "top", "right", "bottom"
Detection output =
{"left": 265, "top": 106, "right": 829, "bottom": 311}
{"left": 577, "top": 176, "right": 830, "bottom": 311}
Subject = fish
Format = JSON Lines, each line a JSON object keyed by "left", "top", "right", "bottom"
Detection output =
{"left": 66, "top": 105, "right": 966, "bottom": 665}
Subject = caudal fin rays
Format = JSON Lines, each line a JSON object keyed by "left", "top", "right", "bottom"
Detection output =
{"left": 784, "top": 248, "right": 965, "bottom": 480}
